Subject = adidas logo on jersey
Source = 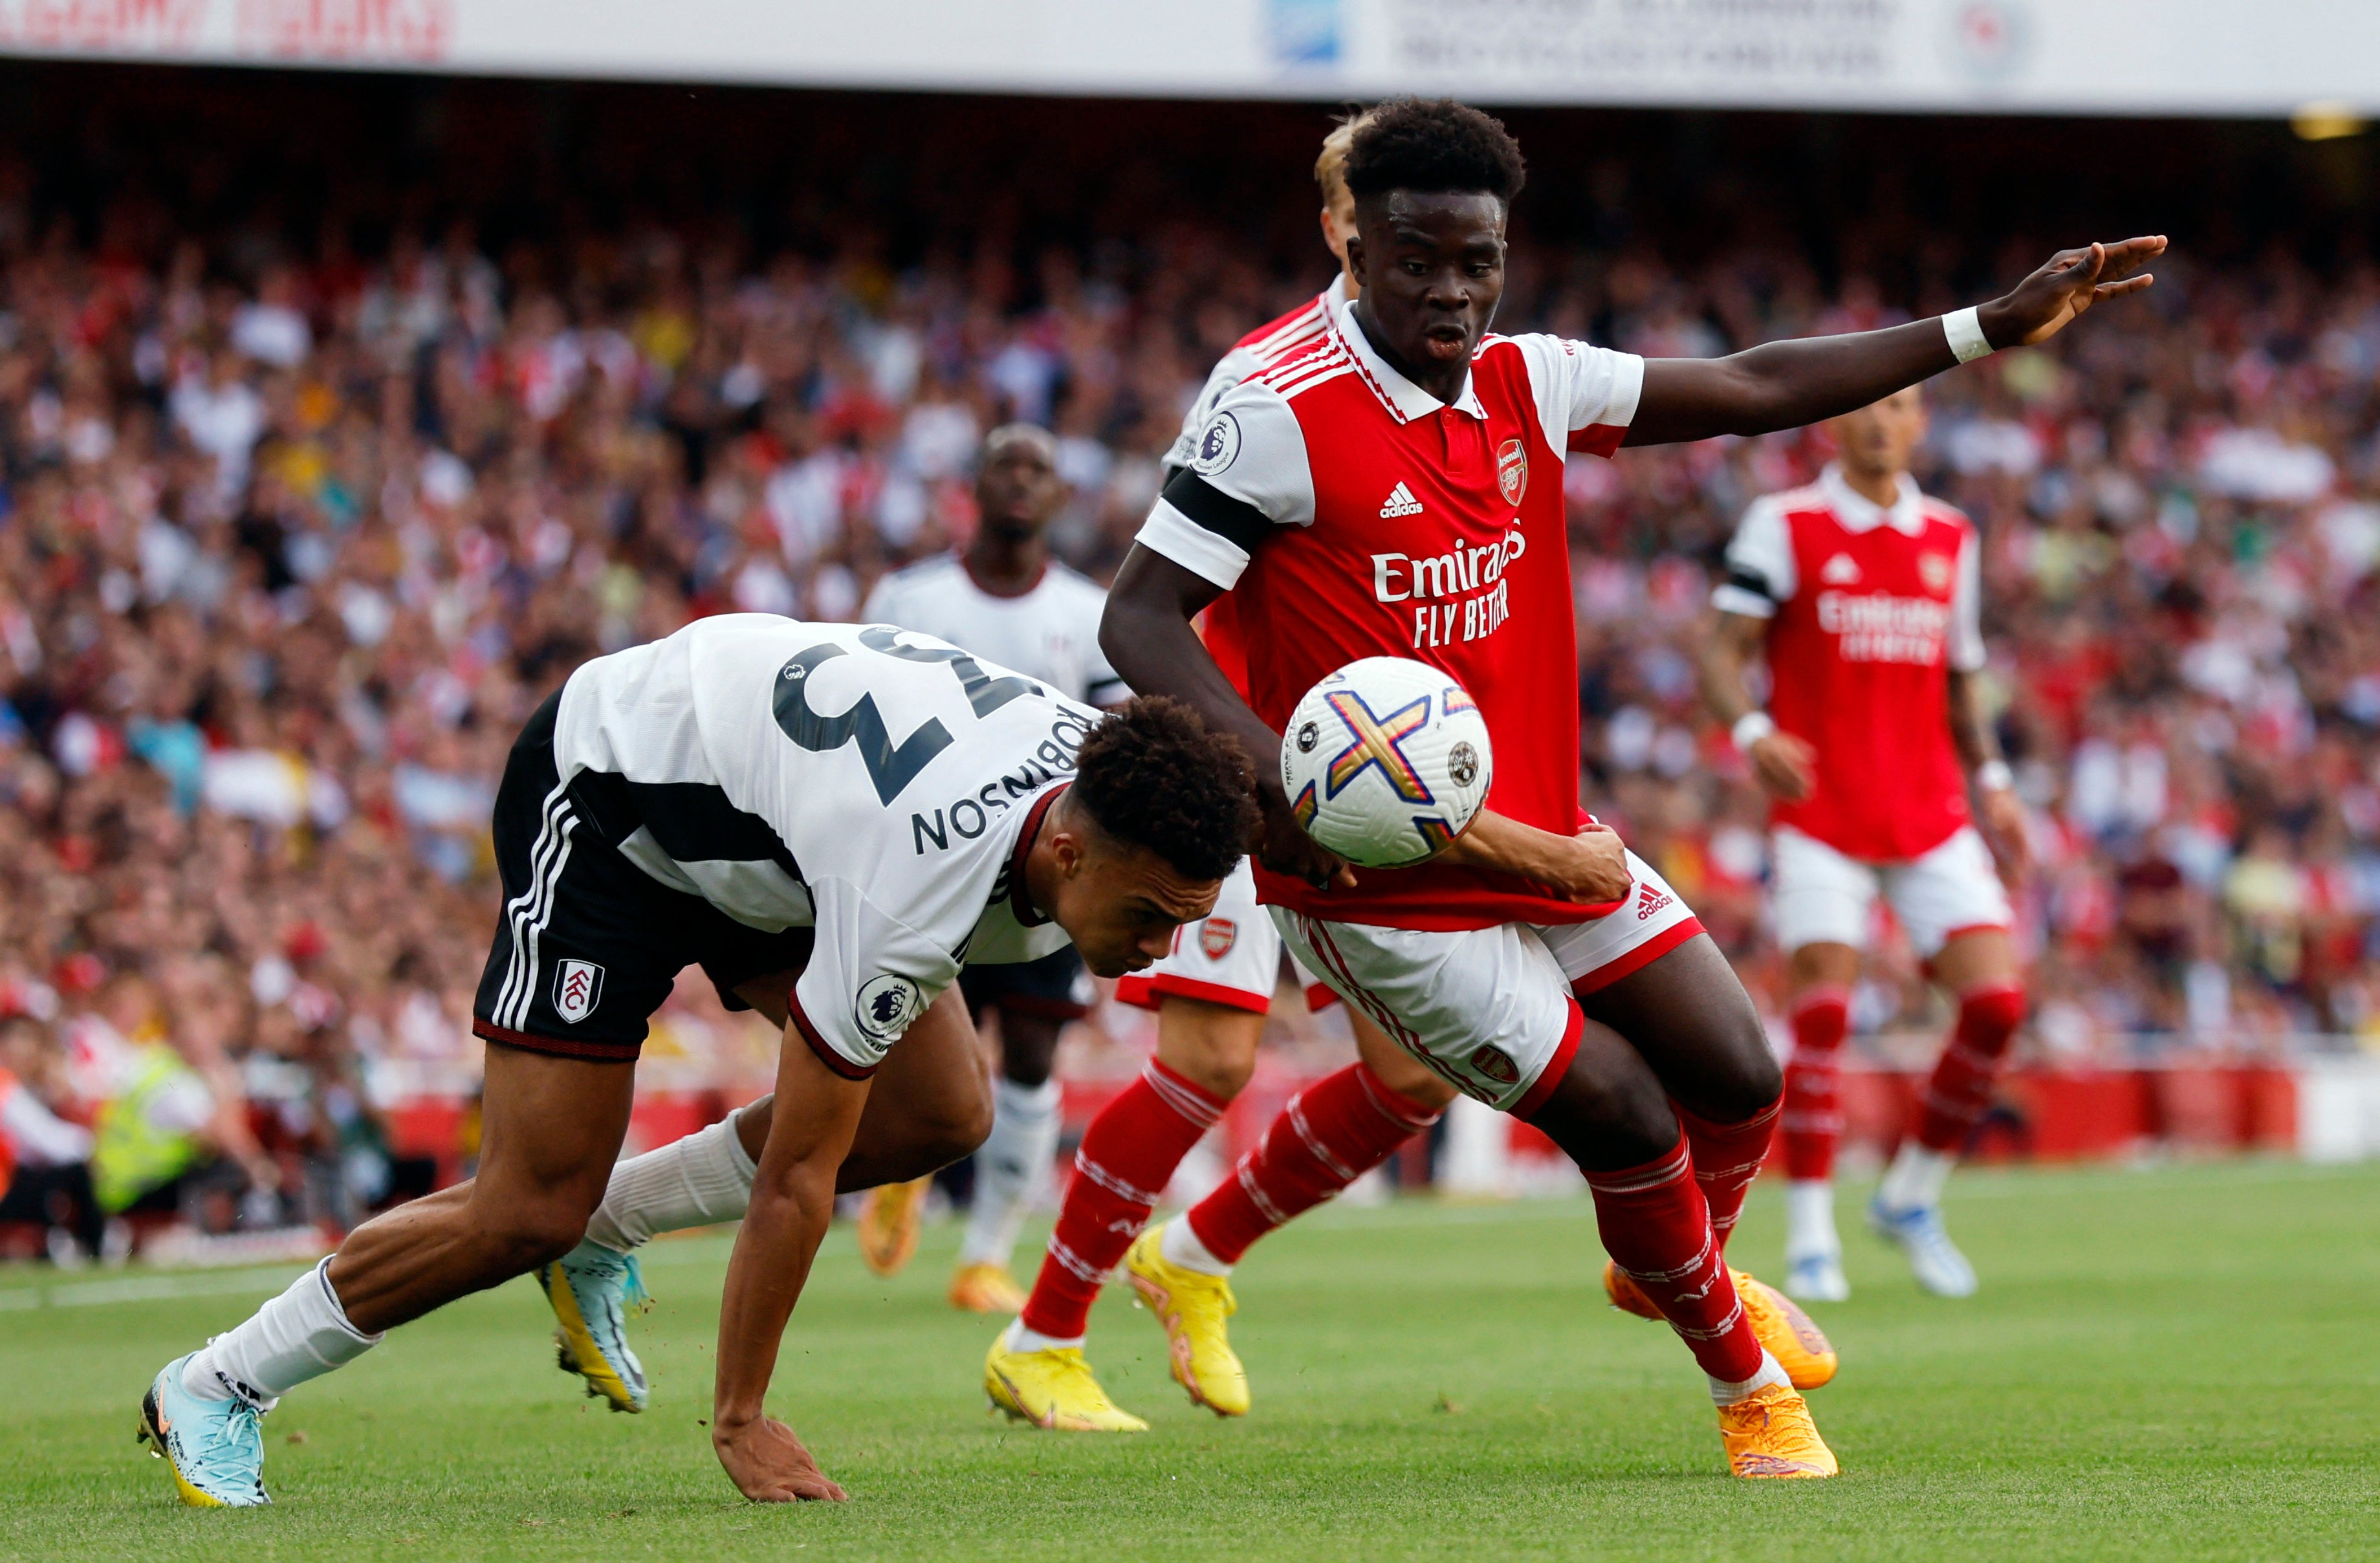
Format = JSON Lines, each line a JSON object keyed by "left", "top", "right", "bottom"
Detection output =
{"left": 1820, "top": 553, "right": 1864, "bottom": 585}
{"left": 1379, "top": 482, "right": 1424, "bottom": 518}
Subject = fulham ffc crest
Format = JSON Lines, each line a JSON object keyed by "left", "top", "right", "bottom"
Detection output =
{"left": 554, "top": 959, "right": 605, "bottom": 1024}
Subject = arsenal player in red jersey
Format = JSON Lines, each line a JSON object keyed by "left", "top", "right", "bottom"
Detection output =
{"left": 1700, "top": 386, "right": 2031, "bottom": 1304}
{"left": 1102, "top": 97, "right": 2161, "bottom": 1477}
{"left": 988, "top": 110, "right": 1467, "bottom": 1435}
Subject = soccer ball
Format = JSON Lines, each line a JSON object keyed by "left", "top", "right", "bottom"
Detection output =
{"left": 1279, "top": 657, "right": 1493, "bottom": 869}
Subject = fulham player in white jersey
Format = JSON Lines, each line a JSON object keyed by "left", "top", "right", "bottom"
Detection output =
{"left": 990, "top": 110, "right": 1465, "bottom": 1434}
{"left": 138, "top": 614, "right": 1257, "bottom": 1508}
{"left": 857, "top": 424, "right": 1128, "bottom": 1317}
{"left": 1701, "top": 387, "right": 2031, "bottom": 1302}
{"left": 1104, "top": 98, "right": 2161, "bottom": 1477}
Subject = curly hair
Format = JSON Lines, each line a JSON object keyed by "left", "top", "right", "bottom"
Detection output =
{"left": 1343, "top": 97, "right": 1525, "bottom": 205}
{"left": 1071, "top": 696, "right": 1259, "bottom": 883}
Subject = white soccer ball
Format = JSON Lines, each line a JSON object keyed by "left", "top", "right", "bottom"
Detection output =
{"left": 1279, "top": 657, "right": 1494, "bottom": 869}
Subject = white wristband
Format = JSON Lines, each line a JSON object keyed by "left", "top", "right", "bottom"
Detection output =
{"left": 1974, "top": 759, "right": 2014, "bottom": 793}
{"left": 1731, "top": 712, "right": 1776, "bottom": 752}
{"left": 1943, "top": 306, "right": 1995, "bottom": 365}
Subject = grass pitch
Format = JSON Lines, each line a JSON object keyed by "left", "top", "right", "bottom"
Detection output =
{"left": 3, "top": 1160, "right": 2376, "bottom": 1562}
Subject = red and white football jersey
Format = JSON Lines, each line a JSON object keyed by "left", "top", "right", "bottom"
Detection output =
{"left": 1713, "top": 465, "right": 1986, "bottom": 863}
{"left": 1137, "top": 305, "right": 1643, "bottom": 931}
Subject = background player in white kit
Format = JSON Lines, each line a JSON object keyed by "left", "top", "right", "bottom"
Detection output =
{"left": 855, "top": 423, "right": 1130, "bottom": 1313}
{"left": 987, "top": 112, "right": 1470, "bottom": 1433}
{"left": 136, "top": 614, "right": 1258, "bottom": 1507}
{"left": 1700, "top": 387, "right": 2032, "bottom": 1300}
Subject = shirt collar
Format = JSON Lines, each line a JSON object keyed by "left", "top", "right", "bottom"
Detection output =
{"left": 1337, "top": 305, "right": 1489, "bottom": 425}
{"left": 1007, "top": 783, "right": 1069, "bottom": 928}
{"left": 1819, "top": 464, "right": 1926, "bottom": 536}
{"left": 1324, "top": 270, "right": 1354, "bottom": 314}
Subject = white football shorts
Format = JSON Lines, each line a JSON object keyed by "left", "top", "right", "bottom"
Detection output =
{"left": 1115, "top": 859, "right": 1331, "bottom": 1016}
{"left": 1770, "top": 824, "right": 2012, "bottom": 959}
{"left": 1272, "top": 850, "right": 1703, "bottom": 1114}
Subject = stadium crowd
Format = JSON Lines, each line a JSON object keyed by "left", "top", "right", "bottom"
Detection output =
{"left": 3, "top": 122, "right": 2379, "bottom": 1254}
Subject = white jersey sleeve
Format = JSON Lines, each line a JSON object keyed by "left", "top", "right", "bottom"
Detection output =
{"left": 1506, "top": 334, "right": 1645, "bottom": 460}
{"left": 792, "top": 877, "right": 961, "bottom": 1077}
{"left": 1713, "top": 496, "right": 1798, "bottom": 618}
{"left": 1135, "top": 381, "right": 1315, "bottom": 591}
{"left": 1949, "top": 523, "right": 1986, "bottom": 673}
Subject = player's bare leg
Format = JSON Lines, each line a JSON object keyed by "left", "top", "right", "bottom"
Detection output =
{"left": 952, "top": 1010, "right": 1065, "bottom": 1313}
{"left": 1871, "top": 928, "right": 2024, "bottom": 1297}
{"left": 141, "top": 1044, "right": 637, "bottom": 1503}
{"left": 1777, "top": 939, "right": 1861, "bottom": 1300}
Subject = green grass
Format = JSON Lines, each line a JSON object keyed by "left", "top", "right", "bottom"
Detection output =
{"left": 4, "top": 1161, "right": 2377, "bottom": 1561}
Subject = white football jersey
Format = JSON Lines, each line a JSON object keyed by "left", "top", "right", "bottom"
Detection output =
{"left": 862, "top": 554, "right": 1125, "bottom": 708}
{"left": 552, "top": 615, "right": 1097, "bottom": 1076}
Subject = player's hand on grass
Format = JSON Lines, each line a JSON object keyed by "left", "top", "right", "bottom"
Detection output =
{"left": 714, "top": 1414, "right": 847, "bottom": 1503}
{"left": 1747, "top": 730, "right": 1818, "bottom": 802}
{"left": 1980, "top": 237, "right": 2166, "bottom": 348}
{"left": 1975, "top": 782, "right": 2033, "bottom": 890}
{"left": 1257, "top": 776, "right": 1358, "bottom": 891}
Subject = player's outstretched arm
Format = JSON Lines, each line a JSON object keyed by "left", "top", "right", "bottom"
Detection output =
{"left": 711, "top": 1030, "right": 873, "bottom": 1503}
{"left": 1625, "top": 237, "right": 2166, "bottom": 447}
{"left": 1104, "top": 544, "right": 1355, "bottom": 890}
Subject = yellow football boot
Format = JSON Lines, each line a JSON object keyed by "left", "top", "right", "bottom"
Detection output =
{"left": 1600, "top": 1261, "right": 1838, "bottom": 1391}
{"left": 855, "top": 1175, "right": 930, "bottom": 1276}
{"left": 1717, "top": 1381, "right": 1839, "bottom": 1478}
{"left": 948, "top": 1262, "right": 1027, "bottom": 1315}
{"left": 1124, "top": 1226, "right": 1249, "bottom": 1417}
{"left": 983, "top": 1335, "right": 1149, "bottom": 1432}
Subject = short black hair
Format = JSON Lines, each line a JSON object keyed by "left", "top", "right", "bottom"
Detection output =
{"left": 1343, "top": 98, "right": 1525, "bottom": 206}
{"left": 1071, "top": 697, "right": 1258, "bottom": 884}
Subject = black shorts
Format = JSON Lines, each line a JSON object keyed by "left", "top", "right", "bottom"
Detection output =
{"left": 471, "top": 692, "right": 812, "bottom": 1063}
{"left": 957, "top": 944, "right": 1093, "bottom": 1023}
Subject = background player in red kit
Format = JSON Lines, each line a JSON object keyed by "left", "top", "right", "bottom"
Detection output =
{"left": 1700, "top": 387, "right": 2031, "bottom": 1302}
{"left": 1104, "top": 97, "right": 2162, "bottom": 1476}
{"left": 988, "top": 110, "right": 1465, "bottom": 1432}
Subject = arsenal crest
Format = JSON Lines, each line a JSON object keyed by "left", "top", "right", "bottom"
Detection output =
{"left": 553, "top": 959, "right": 605, "bottom": 1025}
{"left": 1919, "top": 551, "right": 1954, "bottom": 594}
{"left": 1200, "top": 917, "right": 1238, "bottom": 959}
{"left": 1496, "top": 438, "right": 1527, "bottom": 505}
{"left": 1468, "top": 1043, "right": 1520, "bottom": 1086}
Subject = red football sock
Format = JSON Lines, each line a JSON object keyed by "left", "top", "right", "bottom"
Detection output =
{"left": 1780, "top": 987, "right": 1850, "bottom": 1181}
{"left": 1019, "top": 1059, "right": 1225, "bottom": 1341}
{"left": 1584, "top": 1133, "right": 1765, "bottom": 1383}
{"left": 1915, "top": 983, "right": 2025, "bottom": 1154}
{"left": 1183, "top": 1062, "right": 1440, "bottom": 1265}
{"left": 1674, "top": 1091, "right": 1779, "bottom": 1252}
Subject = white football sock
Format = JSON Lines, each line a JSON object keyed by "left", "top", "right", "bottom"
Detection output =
{"left": 184, "top": 1258, "right": 381, "bottom": 1410}
{"left": 581, "top": 1108, "right": 759, "bottom": 1254}
{"left": 1003, "top": 1317, "right": 1084, "bottom": 1354}
{"left": 1159, "top": 1213, "right": 1231, "bottom": 1277}
{"left": 1784, "top": 1179, "right": 1840, "bottom": 1260}
{"left": 959, "top": 1077, "right": 1062, "bottom": 1269}
{"left": 1708, "top": 1348, "right": 1791, "bottom": 1406}
{"left": 1878, "top": 1143, "right": 1956, "bottom": 1212}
